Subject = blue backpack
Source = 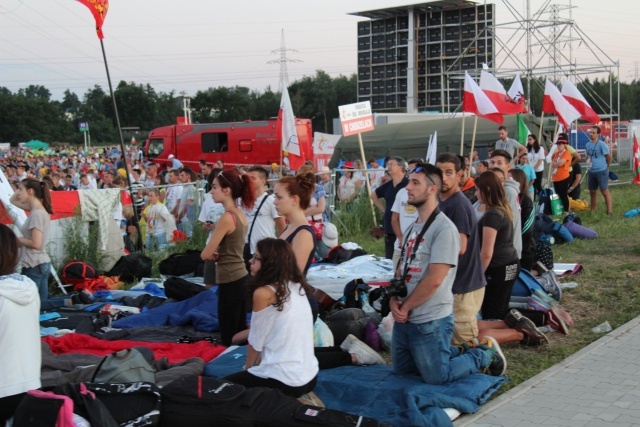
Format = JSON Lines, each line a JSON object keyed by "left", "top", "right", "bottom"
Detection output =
{"left": 511, "top": 269, "right": 547, "bottom": 298}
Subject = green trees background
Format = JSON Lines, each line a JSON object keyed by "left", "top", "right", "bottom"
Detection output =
{"left": 1, "top": 71, "right": 639, "bottom": 145}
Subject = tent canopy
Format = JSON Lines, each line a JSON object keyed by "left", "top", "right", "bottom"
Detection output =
{"left": 328, "top": 114, "right": 541, "bottom": 167}
{"left": 24, "top": 139, "right": 49, "bottom": 149}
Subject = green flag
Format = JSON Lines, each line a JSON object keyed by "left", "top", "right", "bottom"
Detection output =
{"left": 516, "top": 114, "right": 531, "bottom": 145}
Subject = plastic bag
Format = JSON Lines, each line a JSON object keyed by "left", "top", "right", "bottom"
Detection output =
{"left": 377, "top": 313, "right": 395, "bottom": 351}
{"left": 313, "top": 317, "right": 334, "bottom": 347}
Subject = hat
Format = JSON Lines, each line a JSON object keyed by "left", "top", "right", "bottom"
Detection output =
{"left": 168, "top": 154, "right": 175, "bottom": 159}
{"left": 322, "top": 222, "right": 339, "bottom": 247}
{"left": 271, "top": 163, "right": 278, "bottom": 169}
{"left": 319, "top": 166, "right": 330, "bottom": 174}
{"left": 132, "top": 166, "right": 141, "bottom": 172}
{"left": 342, "top": 162, "right": 354, "bottom": 169}
{"left": 556, "top": 138, "right": 568, "bottom": 144}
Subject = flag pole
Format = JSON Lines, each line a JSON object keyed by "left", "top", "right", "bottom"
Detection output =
{"left": 469, "top": 115, "right": 478, "bottom": 168}
{"left": 538, "top": 112, "right": 545, "bottom": 149}
{"left": 460, "top": 112, "right": 466, "bottom": 155}
{"left": 357, "top": 132, "right": 377, "bottom": 227}
{"left": 99, "top": 39, "right": 143, "bottom": 252}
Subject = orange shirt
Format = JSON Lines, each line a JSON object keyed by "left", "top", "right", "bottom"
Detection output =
{"left": 552, "top": 149, "right": 571, "bottom": 182}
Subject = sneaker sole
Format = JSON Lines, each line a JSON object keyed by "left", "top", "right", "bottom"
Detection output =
{"left": 484, "top": 336, "right": 507, "bottom": 376}
{"left": 349, "top": 340, "right": 386, "bottom": 365}
{"left": 517, "top": 317, "right": 550, "bottom": 345}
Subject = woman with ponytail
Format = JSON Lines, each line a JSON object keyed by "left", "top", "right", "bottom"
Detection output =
{"left": 275, "top": 169, "right": 317, "bottom": 275}
{"left": 201, "top": 169, "right": 256, "bottom": 345}
{"left": 10, "top": 178, "right": 54, "bottom": 307}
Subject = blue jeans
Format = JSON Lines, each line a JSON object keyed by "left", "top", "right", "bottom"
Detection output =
{"left": 146, "top": 233, "right": 167, "bottom": 251}
{"left": 22, "top": 262, "right": 51, "bottom": 305}
{"left": 392, "top": 314, "right": 488, "bottom": 385}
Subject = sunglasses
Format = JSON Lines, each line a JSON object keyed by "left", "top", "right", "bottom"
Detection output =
{"left": 408, "top": 166, "right": 436, "bottom": 186}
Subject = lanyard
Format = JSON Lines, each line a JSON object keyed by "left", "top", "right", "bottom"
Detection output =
{"left": 397, "top": 208, "right": 441, "bottom": 279}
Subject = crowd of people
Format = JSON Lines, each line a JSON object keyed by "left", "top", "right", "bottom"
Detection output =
{"left": 0, "top": 124, "right": 614, "bottom": 420}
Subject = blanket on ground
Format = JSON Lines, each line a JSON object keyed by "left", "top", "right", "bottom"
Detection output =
{"left": 112, "top": 288, "right": 218, "bottom": 331}
{"left": 40, "top": 341, "right": 204, "bottom": 388}
{"left": 42, "top": 332, "right": 225, "bottom": 364}
{"left": 204, "top": 346, "right": 505, "bottom": 427}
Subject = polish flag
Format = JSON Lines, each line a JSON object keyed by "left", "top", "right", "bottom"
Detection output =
{"left": 480, "top": 71, "right": 527, "bottom": 114}
{"left": 508, "top": 74, "right": 527, "bottom": 105}
{"left": 542, "top": 79, "right": 581, "bottom": 129}
{"left": 463, "top": 72, "right": 503, "bottom": 124}
{"left": 561, "top": 79, "right": 601, "bottom": 124}
{"left": 276, "top": 86, "right": 305, "bottom": 171}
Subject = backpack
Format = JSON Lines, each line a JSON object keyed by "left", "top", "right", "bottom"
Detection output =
{"left": 537, "top": 188, "right": 554, "bottom": 215}
{"left": 91, "top": 348, "right": 156, "bottom": 384}
{"left": 511, "top": 269, "right": 548, "bottom": 298}
{"left": 341, "top": 278, "right": 371, "bottom": 309}
{"left": 105, "top": 253, "right": 152, "bottom": 283}
{"left": 13, "top": 390, "right": 75, "bottom": 427}
{"left": 325, "top": 245, "right": 367, "bottom": 264}
{"left": 159, "top": 250, "right": 203, "bottom": 277}
{"left": 61, "top": 261, "right": 99, "bottom": 285}
{"left": 164, "top": 276, "right": 207, "bottom": 301}
{"left": 78, "top": 382, "right": 161, "bottom": 427}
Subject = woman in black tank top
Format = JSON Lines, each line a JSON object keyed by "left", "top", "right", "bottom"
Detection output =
{"left": 273, "top": 169, "right": 316, "bottom": 275}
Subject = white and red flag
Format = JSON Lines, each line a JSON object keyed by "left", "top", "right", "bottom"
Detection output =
{"left": 542, "top": 79, "right": 581, "bottom": 129}
{"left": 463, "top": 72, "right": 503, "bottom": 124}
{"left": 561, "top": 79, "right": 601, "bottom": 124}
{"left": 633, "top": 133, "right": 640, "bottom": 185}
{"left": 480, "top": 71, "right": 527, "bottom": 115}
{"left": 277, "top": 86, "right": 305, "bottom": 171}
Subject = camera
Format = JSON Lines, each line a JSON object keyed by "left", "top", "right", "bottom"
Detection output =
{"left": 368, "top": 277, "right": 407, "bottom": 306}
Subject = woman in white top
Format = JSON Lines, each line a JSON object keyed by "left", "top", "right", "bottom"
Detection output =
{"left": 0, "top": 224, "right": 41, "bottom": 424}
{"left": 224, "top": 238, "right": 318, "bottom": 397}
{"left": 526, "top": 134, "right": 546, "bottom": 198}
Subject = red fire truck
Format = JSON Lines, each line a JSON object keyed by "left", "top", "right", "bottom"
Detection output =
{"left": 144, "top": 118, "right": 313, "bottom": 170}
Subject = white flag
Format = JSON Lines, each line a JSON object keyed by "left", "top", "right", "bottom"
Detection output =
{"left": 280, "top": 86, "right": 300, "bottom": 156}
{"left": 427, "top": 131, "right": 438, "bottom": 165}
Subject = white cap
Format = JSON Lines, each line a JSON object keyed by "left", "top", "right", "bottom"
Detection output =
{"left": 322, "top": 222, "right": 339, "bottom": 247}
{"left": 168, "top": 154, "right": 175, "bottom": 159}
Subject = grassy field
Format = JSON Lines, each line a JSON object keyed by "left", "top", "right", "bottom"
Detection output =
{"left": 337, "top": 164, "right": 640, "bottom": 392}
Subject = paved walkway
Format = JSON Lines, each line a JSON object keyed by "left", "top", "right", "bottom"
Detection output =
{"left": 455, "top": 315, "right": 640, "bottom": 427}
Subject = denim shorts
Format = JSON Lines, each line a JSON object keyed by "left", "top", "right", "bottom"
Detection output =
{"left": 588, "top": 169, "right": 609, "bottom": 191}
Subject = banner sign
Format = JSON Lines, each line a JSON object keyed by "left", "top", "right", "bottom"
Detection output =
{"left": 339, "top": 101, "right": 374, "bottom": 137}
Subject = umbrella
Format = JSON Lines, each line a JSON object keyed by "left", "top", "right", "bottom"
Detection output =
{"left": 24, "top": 139, "right": 49, "bottom": 150}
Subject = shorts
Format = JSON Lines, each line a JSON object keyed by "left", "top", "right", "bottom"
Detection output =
{"left": 451, "top": 287, "right": 486, "bottom": 345}
{"left": 588, "top": 169, "right": 609, "bottom": 191}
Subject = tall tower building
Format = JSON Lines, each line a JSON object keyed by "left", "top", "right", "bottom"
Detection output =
{"left": 352, "top": 0, "right": 495, "bottom": 113}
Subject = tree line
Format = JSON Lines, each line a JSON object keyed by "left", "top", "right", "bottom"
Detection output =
{"left": 0, "top": 70, "right": 357, "bottom": 145}
{"left": 1, "top": 70, "right": 639, "bottom": 145}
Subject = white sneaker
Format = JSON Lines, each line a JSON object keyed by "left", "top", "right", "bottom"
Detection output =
{"left": 340, "top": 334, "right": 386, "bottom": 365}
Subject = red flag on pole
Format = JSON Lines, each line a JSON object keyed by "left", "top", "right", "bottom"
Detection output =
{"left": 77, "top": 0, "right": 109, "bottom": 39}
{"left": 479, "top": 71, "right": 527, "bottom": 115}
{"left": 561, "top": 79, "right": 601, "bottom": 124}
{"left": 542, "top": 79, "right": 581, "bottom": 129}
{"left": 633, "top": 133, "right": 640, "bottom": 185}
{"left": 463, "top": 72, "right": 503, "bottom": 124}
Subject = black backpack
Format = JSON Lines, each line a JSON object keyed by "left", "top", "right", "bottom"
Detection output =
{"left": 164, "top": 276, "right": 207, "bottom": 301}
{"left": 325, "top": 245, "right": 367, "bottom": 264}
{"left": 159, "top": 250, "right": 203, "bottom": 277}
{"left": 61, "top": 261, "right": 99, "bottom": 285}
{"left": 105, "top": 253, "right": 152, "bottom": 283}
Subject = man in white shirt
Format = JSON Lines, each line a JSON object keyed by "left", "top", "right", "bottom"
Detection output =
{"left": 367, "top": 158, "right": 385, "bottom": 192}
{"left": 390, "top": 158, "right": 421, "bottom": 269}
{"left": 241, "top": 166, "right": 286, "bottom": 270}
{"left": 166, "top": 169, "right": 183, "bottom": 217}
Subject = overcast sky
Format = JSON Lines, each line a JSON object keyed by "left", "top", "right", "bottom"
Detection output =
{"left": 0, "top": 0, "right": 637, "bottom": 101}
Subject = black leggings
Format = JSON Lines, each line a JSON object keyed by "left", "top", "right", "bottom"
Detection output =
{"left": 384, "top": 233, "right": 396, "bottom": 259}
{"left": 315, "top": 347, "right": 352, "bottom": 370}
{"left": 0, "top": 393, "right": 25, "bottom": 425}
{"left": 553, "top": 177, "right": 571, "bottom": 213}
{"left": 224, "top": 370, "right": 317, "bottom": 397}
{"left": 482, "top": 260, "right": 521, "bottom": 320}
{"left": 218, "top": 275, "right": 249, "bottom": 346}
{"left": 534, "top": 171, "right": 544, "bottom": 198}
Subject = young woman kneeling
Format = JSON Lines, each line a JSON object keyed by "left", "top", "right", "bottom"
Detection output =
{"left": 224, "top": 238, "right": 319, "bottom": 397}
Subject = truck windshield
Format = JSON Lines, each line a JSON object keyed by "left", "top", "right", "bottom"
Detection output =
{"left": 148, "top": 138, "right": 164, "bottom": 157}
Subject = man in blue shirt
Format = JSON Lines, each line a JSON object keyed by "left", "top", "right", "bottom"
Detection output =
{"left": 585, "top": 126, "right": 612, "bottom": 215}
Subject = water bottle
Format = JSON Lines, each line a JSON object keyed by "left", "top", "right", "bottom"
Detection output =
{"left": 539, "top": 233, "right": 555, "bottom": 246}
{"left": 624, "top": 208, "right": 640, "bottom": 218}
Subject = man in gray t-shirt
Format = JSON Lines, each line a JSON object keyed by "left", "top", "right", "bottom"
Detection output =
{"left": 495, "top": 125, "right": 527, "bottom": 166}
{"left": 390, "top": 163, "right": 505, "bottom": 385}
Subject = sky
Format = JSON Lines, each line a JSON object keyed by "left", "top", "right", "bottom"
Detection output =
{"left": 0, "top": 0, "right": 637, "bottom": 102}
